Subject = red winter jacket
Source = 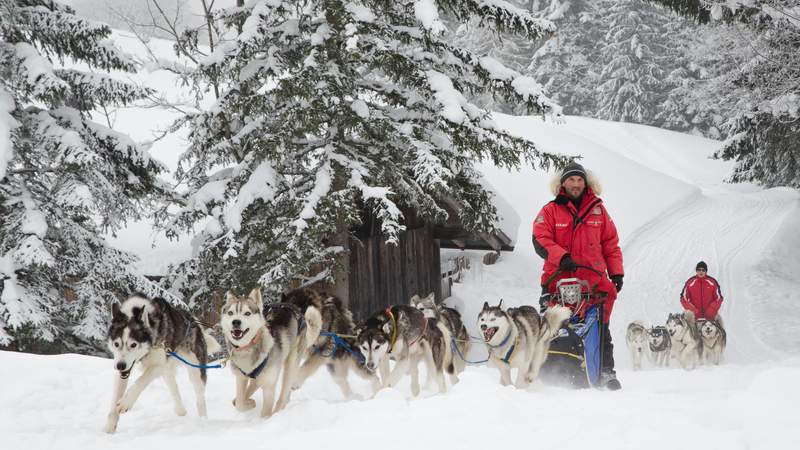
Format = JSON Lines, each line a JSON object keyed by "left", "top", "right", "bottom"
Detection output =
{"left": 533, "top": 187, "right": 624, "bottom": 323}
{"left": 680, "top": 275, "right": 723, "bottom": 320}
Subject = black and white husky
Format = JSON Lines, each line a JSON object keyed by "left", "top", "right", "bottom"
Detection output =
{"left": 283, "top": 288, "right": 381, "bottom": 398}
{"left": 697, "top": 319, "right": 726, "bottom": 365}
{"left": 625, "top": 321, "right": 649, "bottom": 370}
{"left": 220, "top": 288, "right": 321, "bottom": 418}
{"left": 666, "top": 311, "right": 701, "bottom": 370}
{"left": 356, "top": 305, "right": 452, "bottom": 396}
{"left": 647, "top": 326, "right": 671, "bottom": 367}
{"left": 104, "top": 294, "right": 221, "bottom": 434}
{"left": 409, "top": 292, "right": 469, "bottom": 380}
{"left": 477, "top": 301, "right": 570, "bottom": 388}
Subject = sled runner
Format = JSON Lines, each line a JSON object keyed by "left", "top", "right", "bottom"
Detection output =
{"left": 539, "top": 277, "right": 604, "bottom": 388}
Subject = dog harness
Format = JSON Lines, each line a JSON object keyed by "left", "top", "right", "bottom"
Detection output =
{"left": 240, "top": 355, "right": 270, "bottom": 379}
{"left": 384, "top": 307, "right": 399, "bottom": 351}
{"left": 487, "top": 330, "right": 518, "bottom": 364}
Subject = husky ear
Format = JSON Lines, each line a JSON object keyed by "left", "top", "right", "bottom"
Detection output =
{"left": 409, "top": 294, "right": 420, "bottom": 304}
{"left": 498, "top": 299, "right": 503, "bottom": 308}
{"left": 249, "top": 287, "right": 262, "bottom": 304}
{"left": 111, "top": 302, "right": 122, "bottom": 320}
{"left": 424, "top": 292, "right": 435, "bottom": 302}
{"left": 225, "top": 290, "right": 238, "bottom": 304}
{"left": 482, "top": 301, "right": 489, "bottom": 311}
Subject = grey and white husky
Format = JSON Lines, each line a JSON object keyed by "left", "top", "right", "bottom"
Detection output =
{"left": 626, "top": 321, "right": 649, "bottom": 371}
{"left": 647, "top": 326, "right": 671, "bottom": 368}
{"left": 104, "top": 294, "right": 221, "bottom": 434}
{"left": 666, "top": 311, "right": 701, "bottom": 370}
{"left": 220, "top": 288, "right": 321, "bottom": 418}
{"left": 410, "top": 292, "right": 470, "bottom": 379}
{"left": 356, "top": 304, "right": 452, "bottom": 396}
{"left": 283, "top": 288, "right": 381, "bottom": 398}
{"left": 697, "top": 319, "right": 726, "bottom": 365}
{"left": 477, "top": 301, "right": 571, "bottom": 388}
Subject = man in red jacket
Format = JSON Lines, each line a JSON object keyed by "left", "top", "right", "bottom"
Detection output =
{"left": 533, "top": 162, "right": 624, "bottom": 390}
{"left": 680, "top": 261, "right": 724, "bottom": 321}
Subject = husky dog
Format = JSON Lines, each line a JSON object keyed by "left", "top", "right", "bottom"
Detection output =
{"left": 647, "top": 326, "right": 671, "bottom": 367}
{"left": 104, "top": 294, "right": 221, "bottom": 434}
{"left": 409, "top": 293, "right": 469, "bottom": 379}
{"left": 477, "top": 301, "right": 571, "bottom": 388}
{"left": 697, "top": 319, "right": 726, "bottom": 365}
{"left": 283, "top": 288, "right": 381, "bottom": 398}
{"left": 666, "top": 311, "right": 701, "bottom": 370}
{"left": 220, "top": 288, "right": 321, "bottom": 418}
{"left": 356, "top": 305, "right": 451, "bottom": 396}
{"left": 626, "top": 321, "right": 649, "bottom": 371}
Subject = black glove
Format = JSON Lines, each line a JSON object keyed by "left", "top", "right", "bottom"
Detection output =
{"left": 559, "top": 254, "right": 578, "bottom": 272}
{"left": 611, "top": 275, "right": 623, "bottom": 293}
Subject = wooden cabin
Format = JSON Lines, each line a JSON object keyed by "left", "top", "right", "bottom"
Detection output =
{"left": 323, "top": 194, "right": 518, "bottom": 320}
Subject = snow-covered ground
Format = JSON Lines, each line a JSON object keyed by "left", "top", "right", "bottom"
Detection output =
{"left": 3, "top": 113, "right": 800, "bottom": 449}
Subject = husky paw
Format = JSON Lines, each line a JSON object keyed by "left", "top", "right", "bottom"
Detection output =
{"left": 115, "top": 396, "right": 135, "bottom": 414}
{"left": 102, "top": 421, "right": 118, "bottom": 434}
{"left": 174, "top": 405, "right": 187, "bottom": 416}
{"left": 259, "top": 407, "right": 273, "bottom": 418}
{"left": 232, "top": 398, "right": 256, "bottom": 412}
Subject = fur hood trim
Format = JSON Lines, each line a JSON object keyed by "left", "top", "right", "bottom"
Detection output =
{"left": 549, "top": 170, "right": 602, "bottom": 196}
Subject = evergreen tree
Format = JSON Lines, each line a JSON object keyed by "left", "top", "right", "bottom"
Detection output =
{"left": 160, "top": 0, "right": 569, "bottom": 304}
{"left": 642, "top": 0, "right": 800, "bottom": 188}
{"left": 0, "top": 0, "right": 166, "bottom": 350}
{"left": 531, "top": 0, "right": 712, "bottom": 132}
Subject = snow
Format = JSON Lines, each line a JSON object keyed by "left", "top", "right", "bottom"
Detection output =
{"left": 224, "top": 160, "right": 278, "bottom": 233}
{"left": 0, "top": 88, "right": 17, "bottom": 179}
{"left": 415, "top": 0, "right": 447, "bottom": 35}
{"left": 6, "top": 112, "right": 800, "bottom": 448}
{"left": 426, "top": 70, "right": 468, "bottom": 124}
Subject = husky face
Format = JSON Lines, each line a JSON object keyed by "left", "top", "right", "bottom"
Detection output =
{"left": 221, "top": 289, "right": 265, "bottom": 346}
{"left": 409, "top": 293, "right": 437, "bottom": 319}
{"left": 477, "top": 301, "right": 510, "bottom": 346}
{"left": 648, "top": 327, "right": 668, "bottom": 349}
{"left": 699, "top": 320, "right": 719, "bottom": 340}
{"left": 666, "top": 313, "right": 686, "bottom": 337}
{"left": 357, "top": 327, "right": 389, "bottom": 372}
{"left": 107, "top": 298, "right": 154, "bottom": 378}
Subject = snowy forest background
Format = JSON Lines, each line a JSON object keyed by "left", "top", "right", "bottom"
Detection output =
{"left": 1, "top": 0, "right": 798, "bottom": 355}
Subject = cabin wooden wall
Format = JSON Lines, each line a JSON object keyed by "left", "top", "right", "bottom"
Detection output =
{"left": 346, "top": 225, "right": 442, "bottom": 320}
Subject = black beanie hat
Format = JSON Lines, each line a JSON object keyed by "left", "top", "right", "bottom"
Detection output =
{"left": 560, "top": 162, "right": 587, "bottom": 184}
{"left": 696, "top": 261, "right": 708, "bottom": 271}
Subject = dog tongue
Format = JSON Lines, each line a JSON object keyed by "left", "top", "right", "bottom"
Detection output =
{"left": 233, "top": 330, "right": 243, "bottom": 339}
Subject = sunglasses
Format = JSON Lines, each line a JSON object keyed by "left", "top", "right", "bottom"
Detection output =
{"left": 696, "top": 269, "right": 707, "bottom": 272}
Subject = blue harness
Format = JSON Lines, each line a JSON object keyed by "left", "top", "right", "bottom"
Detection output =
{"left": 314, "top": 331, "right": 365, "bottom": 364}
{"left": 239, "top": 355, "right": 269, "bottom": 379}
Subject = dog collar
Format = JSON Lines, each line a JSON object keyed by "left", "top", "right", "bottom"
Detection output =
{"left": 231, "top": 328, "right": 264, "bottom": 352}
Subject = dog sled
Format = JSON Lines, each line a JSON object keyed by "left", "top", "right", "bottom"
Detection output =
{"left": 539, "top": 276, "right": 606, "bottom": 389}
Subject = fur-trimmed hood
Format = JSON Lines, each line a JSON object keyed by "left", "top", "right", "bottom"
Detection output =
{"left": 549, "top": 170, "right": 603, "bottom": 196}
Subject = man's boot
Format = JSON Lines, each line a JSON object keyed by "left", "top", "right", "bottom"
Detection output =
{"left": 601, "top": 321, "right": 621, "bottom": 391}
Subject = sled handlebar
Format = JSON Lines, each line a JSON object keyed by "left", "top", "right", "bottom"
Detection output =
{"left": 543, "top": 264, "right": 606, "bottom": 288}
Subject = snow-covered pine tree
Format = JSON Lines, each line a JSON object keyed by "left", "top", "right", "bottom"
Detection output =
{"left": 160, "top": 0, "right": 569, "bottom": 304}
{"left": 531, "top": 0, "right": 711, "bottom": 132}
{"left": 0, "top": 0, "right": 167, "bottom": 351}
{"left": 642, "top": 0, "right": 800, "bottom": 188}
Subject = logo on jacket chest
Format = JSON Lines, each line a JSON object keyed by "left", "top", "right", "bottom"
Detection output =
{"left": 555, "top": 223, "right": 569, "bottom": 228}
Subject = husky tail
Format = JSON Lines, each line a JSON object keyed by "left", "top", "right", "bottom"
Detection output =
{"left": 300, "top": 305, "right": 323, "bottom": 352}
{"left": 542, "top": 306, "right": 572, "bottom": 339}
{"left": 203, "top": 328, "right": 222, "bottom": 354}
